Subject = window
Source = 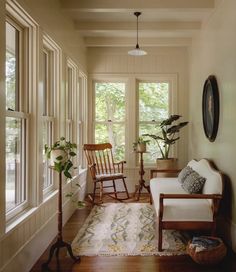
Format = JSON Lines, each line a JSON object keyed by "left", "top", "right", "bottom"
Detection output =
{"left": 66, "top": 60, "right": 77, "bottom": 143}
{"left": 78, "top": 72, "right": 87, "bottom": 168}
{"left": 42, "top": 35, "right": 60, "bottom": 192}
{"left": 138, "top": 81, "right": 170, "bottom": 163}
{"left": 5, "top": 19, "right": 28, "bottom": 214}
{"left": 94, "top": 82, "right": 126, "bottom": 161}
{"left": 66, "top": 59, "right": 79, "bottom": 176}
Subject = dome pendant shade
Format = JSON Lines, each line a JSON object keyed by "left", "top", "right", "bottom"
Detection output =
{"left": 128, "top": 12, "right": 147, "bottom": 56}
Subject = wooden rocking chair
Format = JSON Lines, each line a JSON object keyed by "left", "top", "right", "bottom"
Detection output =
{"left": 83, "top": 143, "right": 130, "bottom": 204}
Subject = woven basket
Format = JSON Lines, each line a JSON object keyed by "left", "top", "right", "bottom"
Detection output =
{"left": 187, "top": 236, "right": 227, "bottom": 265}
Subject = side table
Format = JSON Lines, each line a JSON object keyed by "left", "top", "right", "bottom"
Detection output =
{"left": 133, "top": 151, "right": 151, "bottom": 201}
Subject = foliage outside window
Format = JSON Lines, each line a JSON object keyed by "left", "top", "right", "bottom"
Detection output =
{"left": 66, "top": 59, "right": 79, "bottom": 176}
{"left": 5, "top": 20, "right": 28, "bottom": 213}
{"left": 94, "top": 82, "right": 126, "bottom": 162}
{"left": 42, "top": 36, "right": 60, "bottom": 192}
{"left": 138, "top": 82, "right": 169, "bottom": 163}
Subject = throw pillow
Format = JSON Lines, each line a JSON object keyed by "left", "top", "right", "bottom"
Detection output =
{"left": 178, "top": 166, "right": 193, "bottom": 184}
{"left": 182, "top": 170, "right": 206, "bottom": 194}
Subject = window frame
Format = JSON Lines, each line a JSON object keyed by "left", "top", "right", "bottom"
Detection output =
{"left": 66, "top": 58, "right": 79, "bottom": 177}
{"left": 5, "top": 1, "right": 38, "bottom": 220}
{"left": 136, "top": 75, "right": 178, "bottom": 165}
{"left": 42, "top": 34, "right": 61, "bottom": 195}
{"left": 92, "top": 78, "right": 128, "bottom": 163}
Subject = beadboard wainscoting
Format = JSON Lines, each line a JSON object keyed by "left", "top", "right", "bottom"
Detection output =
{"left": 0, "top": 169, "right": 87, "bottom": 272}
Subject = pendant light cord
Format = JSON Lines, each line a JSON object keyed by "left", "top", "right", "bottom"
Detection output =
{"left": 136, "top": 13, "right": 139, "bottom": 48}
{"left": 134, "top": 12, "right": 141, "bottom": 49}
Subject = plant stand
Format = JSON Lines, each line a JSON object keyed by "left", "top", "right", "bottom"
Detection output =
{"left": 133, "top": 151, "right": 151, "bottom": 202}
{"left": 42, "top": 172, "right": 80, "bottom": 270}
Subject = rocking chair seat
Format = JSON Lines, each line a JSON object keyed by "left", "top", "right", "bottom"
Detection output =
{"left": 96, "top": 172, "right": 124, "bottom": 181}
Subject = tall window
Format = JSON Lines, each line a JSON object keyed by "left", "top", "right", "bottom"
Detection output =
{"left": 42, "top": 35, "right": 60, "bottom": 192}
{"left": 5, "top": 20, "right": 28, "bottom": 213}
{"left": 94, "top": 82, "right": 126, "bottom": 161}
{"left": 42, "top": 43, "right": 53, "bottom": 191}
{"left": 66, "top": 59, "right": 79, "bottom": 176}
{"left": 138, "top": 82, "right": 169, "bottom": 163}
{"left": 66, "top": 59, "right": 78, "bottom": 142}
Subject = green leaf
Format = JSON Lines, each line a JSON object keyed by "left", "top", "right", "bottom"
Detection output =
{"left": 69, "top": 151, "right": 76, "bottom": 157}
{"left": 64, "top": 171, "right": 72, "bottom": 179}
{"left": 54, "top": 162, "right": 63, "bottom": 173}
{"left": 56, "top": 155, "right": 63, "bottom": 161}
{"left": 65, "top": 192, "right": 73, "bottom": 198}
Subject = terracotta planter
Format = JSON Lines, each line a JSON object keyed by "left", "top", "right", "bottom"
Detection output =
{"left": 136, "top": 143, "right": 147, "bottom": 152}
{"left": 156, "top": 158, "right": 178, "bottom": 170}
{"left": 50, "top": 149, "right": 67, "bottom": 166}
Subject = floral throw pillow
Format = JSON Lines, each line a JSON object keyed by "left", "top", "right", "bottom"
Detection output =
{"left": 182, "top": 170, "right": 206, "bottom": 194}
{"left": 178, "top": 166, "right": 193, "bottom": 184}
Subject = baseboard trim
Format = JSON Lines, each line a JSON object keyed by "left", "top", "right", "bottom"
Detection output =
{"left": 0, "top": 198, "right": 75, "bottom": 272}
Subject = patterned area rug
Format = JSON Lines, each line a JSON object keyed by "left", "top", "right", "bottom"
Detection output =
{"left": 71, "top": 203, "right": 189, "bottom": 256}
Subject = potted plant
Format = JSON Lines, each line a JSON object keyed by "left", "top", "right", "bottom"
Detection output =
{"left": 143, "top": 115, "right": 188, "bottom": 169}
{"left": 44, "top": 136, "right": 77, "bottom": 178}
{"left": 45, "top": 137, "right": 85, "bottom": 208}
{"left": 133, "top": 136, "right": 150, "bottom": 152}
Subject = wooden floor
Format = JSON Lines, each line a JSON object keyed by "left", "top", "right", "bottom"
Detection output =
{"left": 31, "top": 194, "right": 236, "bottom": 272}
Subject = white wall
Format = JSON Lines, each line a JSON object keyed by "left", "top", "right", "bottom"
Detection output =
{"left": 189, "top": 0, "right": 236, "bottom": 252}
{"left": 0, "top": 1, "right": 87, "bottom": 271}
{"left": 16, "top": 0, "right": 87, "bottom": 71}
{"left": 87, "top": 47, "right": 189, "bottom": 192}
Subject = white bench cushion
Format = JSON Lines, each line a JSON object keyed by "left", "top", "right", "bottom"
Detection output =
{"left": 150, "top": 178, "right": 213, "bottom": 222}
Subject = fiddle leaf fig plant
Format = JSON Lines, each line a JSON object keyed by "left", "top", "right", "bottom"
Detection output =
{"left": 143, "top": 115, "right": 188, "bottom": 159}
{"left": 44, "top": 137, "right": 77, "bottom": 179}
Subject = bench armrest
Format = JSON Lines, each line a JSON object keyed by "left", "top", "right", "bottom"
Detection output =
{"left": 159, "top": 193, "right": 222, "bottom": 220}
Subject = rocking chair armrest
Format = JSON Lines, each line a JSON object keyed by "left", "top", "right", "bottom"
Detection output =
{"left": 114, "top": 161, "right": 126, "bottom": 173}
{"left": 114, "top": 160, "right": 126, "bottom": 166}
{"left": 88, "top": 163, "right": 96, "bottom": 169}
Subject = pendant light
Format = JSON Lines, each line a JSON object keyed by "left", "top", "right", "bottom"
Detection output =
{"left": 128, "top": 12, "right": 147, "bottom": 56}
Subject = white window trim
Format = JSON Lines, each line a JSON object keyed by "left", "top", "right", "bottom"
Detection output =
{"left": 6, "top": 0, "right": 39, "bottom": 221}
{"left": 66, "top": 58, "right": 80, "bottom": 177}
{"left": 42, "top": 34, "right": 61, "bottom": 195}
{"left": 136, "top": 75, "right": 178, "bottom": 166}
{"left": 91, "top": 77, "right": 128, "bottom": 164}
{"left": 89, "top": 73, "right": 178, "bottom": 168}
{"left": 79, "top": 71, "right": 88, "bottom": 169}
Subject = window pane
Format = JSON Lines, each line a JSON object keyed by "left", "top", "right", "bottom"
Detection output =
{"left": 6, "top": 22, "right": 19, "bottom": 111}
{"left": 95, "top": 83, "right": 125, "bottom": 122}
{"left": 139, "top": 123, "right": 162, "bottom": 163}
{"left": 42, "top": 51, "right": 48, "bottom": 116}
{"left": 43, "top": 121, "right": 53, "bottom": 189}
{"left": 6, "top": 117, "right": 25, "bottom": 211}
{"left": 95, "top": 123, "right": 125, "bottom": 161}
{"left": 67, "top": 67, "right": 73, "bottom": 119}
{"left": 139, "top": 82, "right": 169, "bottom": 122}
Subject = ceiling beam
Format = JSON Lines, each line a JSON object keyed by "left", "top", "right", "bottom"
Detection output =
{"left": 84, "top": 37, "right": 192, "bottom": 47}
{"left": 60, "top": 0, "right": 215, "bottom": 12}
{"left": 75, "top": 21, "right": 201, "bottom": 32}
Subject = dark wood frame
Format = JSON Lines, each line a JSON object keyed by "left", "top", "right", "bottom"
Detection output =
{"left": 83, "top": 143, "right": 129, "bottom": 204}
{"left": 133, "top": 151, "right": 151, "bottom": 201}
{"left": 153, "top": 159, "right": 224, "bottom": 251}
{"left": 202, "top": 75, "right": 220, "bottom": 142}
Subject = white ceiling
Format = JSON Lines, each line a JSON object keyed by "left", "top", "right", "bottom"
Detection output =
{"left": 59, "top": 0, "right": 218, "bottom": 47}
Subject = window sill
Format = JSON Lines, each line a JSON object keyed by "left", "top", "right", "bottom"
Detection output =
{"left": 5, "top": 169, "right": 87, "bottom": 236}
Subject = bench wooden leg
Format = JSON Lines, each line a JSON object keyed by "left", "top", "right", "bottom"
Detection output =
{"left": 158, "top": 224, "right": 163, "bottom": 251}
